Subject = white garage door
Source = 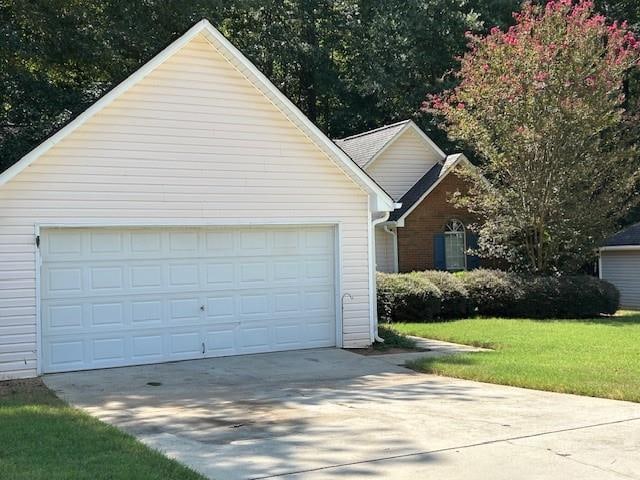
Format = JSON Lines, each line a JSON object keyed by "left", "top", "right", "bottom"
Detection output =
{"left": 40, "top": 226, "right": 337, "bottom": 373}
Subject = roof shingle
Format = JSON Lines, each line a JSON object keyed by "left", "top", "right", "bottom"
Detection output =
{"left": 604, "top": 222, "right": 640, "bottom": 246}
{"left": 334, "top": 120, "right": 409, "bottom": 167}
{"left": 389, "top": 154, "right": 464, "bottom": 222}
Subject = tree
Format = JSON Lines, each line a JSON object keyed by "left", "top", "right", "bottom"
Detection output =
{"left": 427, "top": 0, "right": 640, "bottom": 273}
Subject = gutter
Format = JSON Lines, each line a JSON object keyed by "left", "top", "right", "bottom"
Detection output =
{"left": 370, "top": 211, "right": 391, "bottom": 343}
{"left": 599, "top": 245, "right": 640, "bottom": 252}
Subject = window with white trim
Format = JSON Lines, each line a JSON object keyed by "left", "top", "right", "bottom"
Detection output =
{"left": 444, "top": 219, "right": 466, "bottom": 271}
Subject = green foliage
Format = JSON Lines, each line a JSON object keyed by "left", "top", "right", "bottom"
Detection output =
{"left": 460, "top": 269, "right": 620, "bottom": 318}
{"left": 378, "top": 269, "right": 619, "bottom": 321}
{"left": 376, "top": 272, "right": 442, "bottom": 323}
{"left": 430, "top": 1, "right": 640, "bottom": 273}
{"left": 418, "top": 270, "right": 469, "bottom": 318}
{"left": 557, "top": 276, "right": 620, "bottom": 316}
{"left": 375, "top": 325, "right": 418, "bottom": 350}
{"left": 460, "top": 269, "right": 521, "bottom": 316}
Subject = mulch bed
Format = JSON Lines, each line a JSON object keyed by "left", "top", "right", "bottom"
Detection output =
{"left": 0, "top": 377, "right": 49, "bottom": 398}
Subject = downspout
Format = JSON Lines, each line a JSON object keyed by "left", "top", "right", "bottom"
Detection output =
{"left": 383, "top": 223, "right": 399, "bottom": 273}
{"left": 370, "top": 211, "right": 390, "bottom": 344}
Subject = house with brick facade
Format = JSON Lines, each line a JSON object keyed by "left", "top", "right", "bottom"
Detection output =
{"left": 336, "top": 120, "right": 480, "bottom": 273}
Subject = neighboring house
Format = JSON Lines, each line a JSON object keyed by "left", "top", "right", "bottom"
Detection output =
{"left": 599, "top": 223, "right": 640, "bottom": 309}
{"left": 335, "top": 121, "right": 479, "bottom": 273}
{"left": 0, "top": 20, "right": 396, "bottom": 379}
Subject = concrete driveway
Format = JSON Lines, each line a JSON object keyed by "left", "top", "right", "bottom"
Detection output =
{"left": 44, "top": 349, "right": 640, "bottom": 480}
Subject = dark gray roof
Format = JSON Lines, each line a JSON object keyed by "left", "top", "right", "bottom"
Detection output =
{"left": 389, "top": 154, "right": 462, "bottom": 221}
{"left": 604, "top": 222, "right": 640, "bottom": 246}
{"left": 334, "top": 120, "right": 409, "bottom": 167}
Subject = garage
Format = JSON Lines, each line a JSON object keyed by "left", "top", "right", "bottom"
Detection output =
{"left": 600, "top": 222, "right": 640, "bottom": 309}
{"left": 40, "top": 226, "right": 337, "bottom": 373}
{"left": 0, "top": 20, "right": 395, "bottom": 379}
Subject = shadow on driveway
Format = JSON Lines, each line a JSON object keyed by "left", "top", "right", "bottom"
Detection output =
{"left": 44, "top": 348, "right": 640, "bottom": 480}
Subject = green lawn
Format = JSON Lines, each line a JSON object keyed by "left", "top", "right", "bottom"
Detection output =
{"left": 393, "top": 310, "right": 640, "bottom": 403}
{"left": 0, "top": 379, "right": 205, "bottom": 480}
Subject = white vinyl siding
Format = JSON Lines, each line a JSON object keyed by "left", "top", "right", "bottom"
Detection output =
{"left": 601, "top": 251, "right": 640, "bottom": 309}
{"left": 375, "top": 227, "right": 396, "bottom": 273}
{"left": 0, "top": 33, "right": 372, "bottom": 379}
{"left": 365, "top": 128, "right": 441, "bottom": 200}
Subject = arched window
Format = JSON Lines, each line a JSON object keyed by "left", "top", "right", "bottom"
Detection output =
{"left": 444, "top": 219, "right": 466, "bottom": 271}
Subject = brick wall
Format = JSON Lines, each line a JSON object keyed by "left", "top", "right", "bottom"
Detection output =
{"left": 397, "top": 169, "right": 476, "bottom": 272}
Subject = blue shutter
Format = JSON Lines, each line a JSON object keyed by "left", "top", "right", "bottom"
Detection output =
{"left": 466, "top": 232, "right": 480, "bottom": 270}
{"left": 434, "top": 233, "right": 446, "bottom": 270}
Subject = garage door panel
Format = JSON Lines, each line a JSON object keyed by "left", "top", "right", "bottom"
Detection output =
{"left": 90, "top": 302, "right": 124, "bottom": 327}
{"left": 238, "top": 262, "right": 269, "bottom": 286}
{"left": 48, "top": 339, "right": 85, "bottom": 370}
{"left": 304, "top": 288, "right": 334, "bottom": 313}
{"left": 90, "top": 231, "right": 124, "bottom": 254}
{"left": 93, "top": 337, "right": 126, "bottom": 362}
{"left": 308, "top": 321, "right": 334, "bottom": 343}
{"left": 205, "top": 231, "right": 235, "bottom": 254}
{"left": 41, "top": 226, "right": 337, "bottom": 373}
{"left": 274, "top": 291, "right": 301, "bottom": 314}
{"left": 238, "top": 230, "right": 269, "bottom": 254}
{"left": 169, "top": 297, "right": 201, "bottom": 322}
{"left": 132, "top": 300, "right": 162, "bottom": 325}
{"left": 168, "top": 231, "right": 199, "bottom": 252}
{"left": 131, "top": 264, "right": 163, "bottom": 289}
{"left": 131, "top": 231, "right": 162, "bottom": 255}
{"left": 44, "top": 230, "right": 83, "bottom": 258}
{"left": 170, "top": 331, "right": 203, "bottom": 356}
{"left": 275, "top": 324, "right": 304, "bottom": 347}
{"left": 47, "top": 304, "right": 84, "bottom": 330}
{"left": 205, "top": 263, "right": 235, "bottom": 287}
{"left": 132, "top": 334, "right": 164, "bottom": 360}
{"left": 273, "top": 261, "right": 301, "bottom": 282}
{"left": 238, "top": 324, "right": 271, "bottom": 350}
{"left": 203, "top": 325, "right": 237, "bottom": 355}
{"left": 205, "top": 295, "right": 236, "bottom": 319}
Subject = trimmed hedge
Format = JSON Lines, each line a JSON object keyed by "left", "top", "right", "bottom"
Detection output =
{"left": 377, "top": 269, "right": 619, "bottom": 322}
{"left": 377, "top": 272, "right": 441, "bottom": 323}
{"left": 459, "top": 269, "right": 521, "bottom": 317}
{"left": 418, "top": 271, "right": 469, "bottom": 318}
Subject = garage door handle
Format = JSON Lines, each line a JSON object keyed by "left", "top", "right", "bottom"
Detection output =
{"left": 202, "top": 342, "right": 206, "bottom": 354}
{"left": 200, "top": 305, "right": 205, "bottom": 311}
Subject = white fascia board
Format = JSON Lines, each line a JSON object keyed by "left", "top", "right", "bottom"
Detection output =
{"left": 0, "top": 20, "right": 395, "bottom": 212}
{"left": 600, "top": 245, "right": 640, "bottom": 252}
{"left": 395, "top": 153, "right": 470, "bottom": 227}
{"left": 363, "top": 120, "right": 446, "bottom": 170}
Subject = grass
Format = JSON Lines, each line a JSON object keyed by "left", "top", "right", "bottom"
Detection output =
{"left": 393, "top": 310, "right": 640, "bottom": 403}
{"left": 0, "top": 379, "right": 206, "bottom": 480}
{"left": 374, "top": 325, "right": 418, "bottom": 351}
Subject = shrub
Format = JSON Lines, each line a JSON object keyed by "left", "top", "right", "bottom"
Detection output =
{"left": 418, "top": 270, "right": 469, "bottom": 318}
{"left": 512, "top": 275, "right": 620, "bottom": 318}
{"left": 460, "top": 269, "right": 522, "bottom": 316}
{"left": 377, "top": 272, "right": 442, "bottom": 322}
{"left": 377, "top": 270, "right": 619, "bottom": 321}
{"left": 557, "top": 276, "right": 619, "bottom": 317}
{"left": 512, "top": 275, "right": 562, "bottom": 318}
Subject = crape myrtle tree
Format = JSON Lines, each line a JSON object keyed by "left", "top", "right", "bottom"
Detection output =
{"left": 427, "top": 0, "right": 640, "bottom": 273}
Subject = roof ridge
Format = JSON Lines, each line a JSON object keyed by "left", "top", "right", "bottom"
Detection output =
{"left": 338, "top": 120, "right": 410, "bottom": 142}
